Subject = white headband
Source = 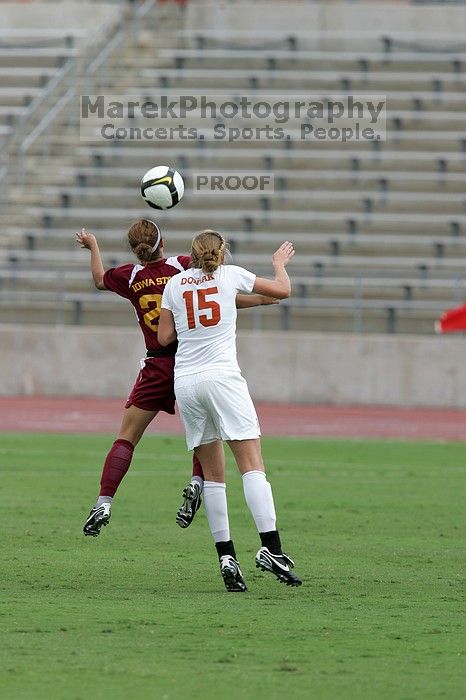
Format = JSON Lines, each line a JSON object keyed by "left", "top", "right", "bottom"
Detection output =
{"left": 142, "top": 219, "right": 161, "bottom": 252}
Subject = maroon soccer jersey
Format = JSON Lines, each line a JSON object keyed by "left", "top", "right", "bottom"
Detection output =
{"left": 103, "top": 255, "right": 191, "bottom": 352}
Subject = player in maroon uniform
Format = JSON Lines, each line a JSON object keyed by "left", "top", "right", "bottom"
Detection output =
{"left": 77, "top": 219, "right": 273, "bottom": 536}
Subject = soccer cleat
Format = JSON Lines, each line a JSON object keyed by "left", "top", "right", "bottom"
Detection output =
{"left": 176, "top": 481, "right": 202, "bottom": 528}
{"left": 83, "top": 503, "right": 111, "bottom": 537}
{"left": 255, "top": 547, "right": 302, "bottom": 587}
{"left": 219, "top": 555, "right": 248, "bottom": 592}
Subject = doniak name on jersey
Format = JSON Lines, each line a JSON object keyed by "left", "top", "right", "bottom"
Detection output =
{"left": 180, "top": 274, "right": 214, "bottom": 285}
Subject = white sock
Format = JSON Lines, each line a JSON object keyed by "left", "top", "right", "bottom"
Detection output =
{"left": 96, "top": 496, "right": 113, "bottom": 507}
{"left": 203, "top": 481, "right": 230, "bottom": 542}
{"left": 242, "top": 470, "right": 277, "bottom": 533}
{"left": 191, "top": 475, "right": 204, "bottom": 490}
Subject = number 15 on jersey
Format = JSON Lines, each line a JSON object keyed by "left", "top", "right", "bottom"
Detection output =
{"left": 182, "top": 287, "right": 221, "bottom": 330}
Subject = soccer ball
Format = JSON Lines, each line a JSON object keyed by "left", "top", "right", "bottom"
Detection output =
{"left": 141, "top": 165, "right": 184, "bottom": 210}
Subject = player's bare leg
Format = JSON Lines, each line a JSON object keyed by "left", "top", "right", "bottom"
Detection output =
{"left": 227, "top": 439, "right": 302, "bottom": 587}
{"left": 118, "top": 405, "right": 159, "bottom": 445}
{"left": 83, "top": 406, "right": 157, "bottom": 536}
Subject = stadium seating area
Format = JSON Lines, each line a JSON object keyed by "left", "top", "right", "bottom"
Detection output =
{"left": 0, "top": 1, "right": 465, "bottom": 333}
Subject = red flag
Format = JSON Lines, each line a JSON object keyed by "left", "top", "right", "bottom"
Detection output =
{"left": 436, "top": 302, "right": 466, "bottom": 333}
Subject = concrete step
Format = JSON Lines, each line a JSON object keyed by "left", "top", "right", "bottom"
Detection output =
{"left": 22, "top": 204, "right": 466, "bottom": 234}
{"left": 0, "top": 67, "right": 56, "bottom": 88}
{"left": 4, "top": 244, "right": 466, "bottom": 276}
{"left": 152, "top": 47, "right": 466, "bottom": 73}
{"left": 62, "top": 146, "right": 466, "bottom": 174}
{"left": 17, "top": 185, "right": 466, "bottom": 217}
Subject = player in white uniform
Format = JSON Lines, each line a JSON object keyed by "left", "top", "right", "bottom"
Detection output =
{"left": 158, "top": 230, "right": 302, "bottom": 591}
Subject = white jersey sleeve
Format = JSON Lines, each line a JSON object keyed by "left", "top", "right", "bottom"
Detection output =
{"left": 225, "top": 265, "right": 256, "bottom": 293}
{"left": 161, "top": 278, "right": 174, "bottom": 310}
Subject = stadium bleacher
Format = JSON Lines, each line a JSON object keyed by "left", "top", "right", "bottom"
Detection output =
{"left": 0, "top": 0, "right": 465, "bottom": 334}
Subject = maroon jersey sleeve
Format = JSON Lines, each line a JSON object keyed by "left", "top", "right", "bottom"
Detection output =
{"left": 178, "top": 255, "right": 191, "bottom": 270}
{"left": 103, "top": 264, "right": 137, "bottom": 298}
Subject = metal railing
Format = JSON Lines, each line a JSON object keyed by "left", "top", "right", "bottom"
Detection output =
{"left": 0, "top": 0, "right": 158, "bottom": 186}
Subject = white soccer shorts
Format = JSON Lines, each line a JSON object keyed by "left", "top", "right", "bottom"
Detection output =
{"left": 175, "top": 370, "right": 261, "bottom": 450}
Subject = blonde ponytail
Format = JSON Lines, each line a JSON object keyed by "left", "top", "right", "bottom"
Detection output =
{"left": 191, "top": 230, "right": 228, "bottom": 273}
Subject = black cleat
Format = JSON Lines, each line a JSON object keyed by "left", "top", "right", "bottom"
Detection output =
{"left": 176, "top": 481, "right": 202, "bottom": 528}
{"left": 83, "top": 503, "right": 111, "bottom": 537}
{"left": 220, "top": 555, "right": 248, "bottom": 592}
{"left": 255, "top": 547, "right": 302, "bottom": 587}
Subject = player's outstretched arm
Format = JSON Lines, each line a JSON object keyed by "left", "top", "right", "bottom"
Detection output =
{"left": 76, "top": 228, "right": 106, "bottom": 290}
{"left": 236, "top": 294, "right": 279, "bottom": 308}
{"left": 252, "top": 241, "right": 294, "bottom": 299}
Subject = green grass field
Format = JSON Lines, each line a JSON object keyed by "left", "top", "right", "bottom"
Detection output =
{"left": 1, "top": 433, "right": 465, "bottom": 700}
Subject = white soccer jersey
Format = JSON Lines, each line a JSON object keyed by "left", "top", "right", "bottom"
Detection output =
{"left": 161, "top": 264, "right": 256, "bottom": 378}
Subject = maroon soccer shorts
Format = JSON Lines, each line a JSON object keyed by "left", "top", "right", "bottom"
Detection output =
{"left": 125, "top": 356, "right": 176, "bottom": 414}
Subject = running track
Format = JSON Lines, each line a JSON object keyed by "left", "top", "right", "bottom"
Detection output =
{"left": 1, "top": 396, "right": 465, "bottom": 441}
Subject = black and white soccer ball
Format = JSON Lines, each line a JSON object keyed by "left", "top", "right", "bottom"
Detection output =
{"left": 141, "top": 165, "right": 184, "bottom": 210}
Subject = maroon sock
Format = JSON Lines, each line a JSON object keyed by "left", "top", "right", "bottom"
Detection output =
{"left": 99, "top": 439, "right": 134, "bottom": 497}
{"left": 192, "top": 453, "right": 204, "bottom": 479}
